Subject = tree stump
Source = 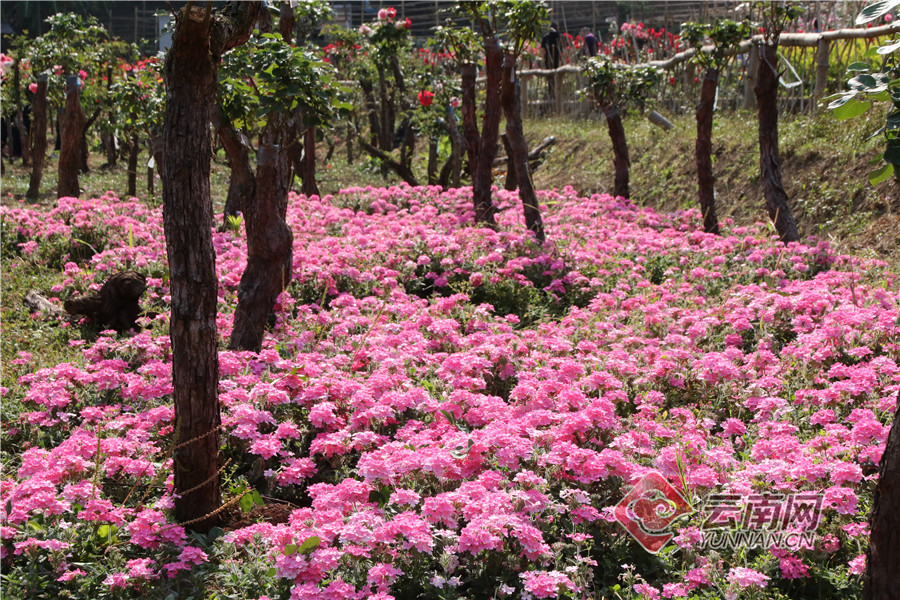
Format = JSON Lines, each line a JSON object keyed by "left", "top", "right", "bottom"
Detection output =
{"left": 64, "top": 271, "right": 147, "bottom": 333}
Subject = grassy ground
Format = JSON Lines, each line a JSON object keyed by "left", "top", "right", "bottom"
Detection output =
{"left": 3, "top": 106, "right": 899, "bottom": 263}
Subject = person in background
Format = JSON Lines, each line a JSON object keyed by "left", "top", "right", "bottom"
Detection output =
{"left": 581, "top": 27, "right": 598, "bottom": 57}
{"left": 541, "top": 22, "right": 562, "bottom": 101}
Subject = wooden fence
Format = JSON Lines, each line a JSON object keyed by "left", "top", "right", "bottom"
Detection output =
{"left": 514, "top": 23, "right": 900, "bottom": 119}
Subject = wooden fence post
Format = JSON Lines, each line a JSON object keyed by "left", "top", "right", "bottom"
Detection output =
{"left": 743, "top": 44, "right": 759, "bottom": 110}
{"left": 813, "top": 38, "right": 831, "bottom": 112}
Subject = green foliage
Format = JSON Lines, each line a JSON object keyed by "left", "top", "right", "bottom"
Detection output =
{"left": 581, "top": 56, "right": 662, "bottom": 110}
{"left": 218, "top": 33, "right": 349, "bottom": 133}
{"left": 826, "top": 4, "right": 900, "bottom": 185}
{"left": 681, "top": 19, "right": 752, "bottom": 70}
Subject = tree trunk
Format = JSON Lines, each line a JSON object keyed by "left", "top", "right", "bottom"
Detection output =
{"left": 357, "top": 136, "right": 419, "bottom": 186}
{"left": 126, "top": 133, "right": 140, "bottom": 197}
{"left": 359, "top": 79, "right": 380, "bottom": 147}
{"left": 26, "top": 76, "right": 49, "bottom": 200}
{"left": 279, "top": 1, "right": 294, "bottom": 42}
{"left": 300, "top": 125, "right": 319, "bottom": 197}
{"left": 58, "top": 75, "right": 85, "bottom": 198}
{"left": 601, "top": 104, "right": 630, "bottom": 199}
{"left": 696, "top": 68, "right": 720, "bottom": 235}
{"left": 754, "top": 43, "right": 800, "bottom": 243}
{"left": 439, "top": 104, "right": 463, "bottom": 189}
{"left": 12, "top": 59, "right": 31, "bottom": 167}
{"left": 346, "top": 121, "right": 354, "bottom": 165}
{"left": 229, "top": 144, "right": 293, "bottom": 351}
{"left": 502, "top": 134, "right": 517, "bottom": 192}
{"left": 501, "top": 52, "right": 545, "bottom": 243}
{"left": 472, "top": 37, "right": 503, "bottom": 227}
{"left": 427, "top": 138, "right": 439, "bottom": 186}
{"left": 213, "top": 103, "right": 255, "bottom": 222}
{"left": 80, "top": 107, "right": 101, "bottom": 174}
{"left": 162, "top": 0, "right": 260, "bottom": 531}
{"left": 864, "top": 391, "right": 900, "bottom": 600}
{"left": 460, "top": 63, "right": 480, "bottom": 181}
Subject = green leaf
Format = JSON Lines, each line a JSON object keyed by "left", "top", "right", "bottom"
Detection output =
{"left": 826, "top": 92, "right": 856, "bottom": 110}
{"left": 869, "top": 162, "right": 894, "bottom": 184}
{"left": 208, "top": 526, "right": 225, "bottom": 542}
{"left": 833, "top": 98, "right": 872, "bottom": 120}
{"left": 297, "top": 536, "right": 321, "bottom": 555}
{"left": 252, "top": 490, "right": 265, "bottom": 507}
{"left": 239, "top": 493, "right": 254, "bottom": 514}
{"left": 847, "top": 62, "right": 871, "bottom": 72}
{"left": 439, "top": 409, "right": 456, "bottom": 425}
{"left": 97, "top": 525, "right": 110, "bottom": 539}
{"left": 856, "top": 0, "right": 900, "bottom": 25}
{"left": 284, "top": 544, "right": 298, "bottom": 555}
{"left": 884, "top": 142, "right": 900, "bottom": 164}
{"left": 878, "top": 39, "right": 900, "bottom": 55}
{"left": 266, "top": 567, "right": 277, "bottom": 578}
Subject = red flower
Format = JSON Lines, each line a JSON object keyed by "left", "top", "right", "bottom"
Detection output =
{"left": 418, "top": 90, "right": 434, "bottom": 107}
{"left": 404, "top": 17, "right": 412, "bottom": 30}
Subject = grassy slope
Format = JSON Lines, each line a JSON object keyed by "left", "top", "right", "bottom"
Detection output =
{"left": 525, "top": 108, "right": 900, "bottom": 262}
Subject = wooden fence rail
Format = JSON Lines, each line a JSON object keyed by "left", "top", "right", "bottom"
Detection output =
{"left": 513, "top": 23, "right": 900, "bottom": 119}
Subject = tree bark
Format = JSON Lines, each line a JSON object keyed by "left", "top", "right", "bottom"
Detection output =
{"left": 460, "top": 63, "right": 480, "bottom": 182}
{"left": 26, "top": 76, "right": 49, "bottom": 200}
{"left": 439, "top": 104, "right": 463, "bottom": 189}
{"left": 472, "top": 37, "right": 503, "bottom": 227}
{"left": 601, "top": 104, "right": 630, "bottom": 199}
{"left": 12, "top": 59, "right": 31, "bottom": 167}
{"left": 696, "top": 68, "right": 720, "bottom": 235}
{"left": 80, "top": 107, "right": 101, "bottom": 174}
{"left": 229, "top": 144, "right": 293, "bottom": 351}
{"left": 502, "top": 134, "right": 517, "bottom": 192}
{"left": 213, "top": 103, "right": 255, "bottom": 222}
{"left": 864, "top": 390, "right": 900, "bottom": 600}
{"left": 300, "top": 125, "right": 319, "bottom": 197}
{"left": 162, "top": 0, "right": 260, "bottom": 531}
{"left": 501, "top": 53, "right": 545, "bottom": 243}
{"left": 427, "top": 138, "right": 439, "bottom": 186}
{"left": 127, "top": 133, "right": 140, "bottom": 197}
{"left": 754, "top": 43, "right": 800, "bottom": 243}
{"left": 58, "top": 75, "right": 85, "bottom": 198}
{"left": 357, "top": 135, "right": 420, "bottom": 186}
{"left": 279, "top": 1, "right": 294, "bottom": 43}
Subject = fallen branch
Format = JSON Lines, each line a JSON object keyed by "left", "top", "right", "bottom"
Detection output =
{"left": 493, "top": 135, "right": 556, "bottom": 167}
{"left": 24, "top": 290, "right": 65, "bottom": 317}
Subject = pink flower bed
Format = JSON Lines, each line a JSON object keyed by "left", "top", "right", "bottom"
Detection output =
{"left": 0, "top": 185, "right": 897, "bottom": 599}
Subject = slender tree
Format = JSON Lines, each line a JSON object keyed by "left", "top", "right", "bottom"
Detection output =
{"left": 582, "top": 57, "right": 661, "bottom": 199}
{"left": 57, "top": 74, "right": 84, "bottom": 197}
{"left": 161, "top": 0, "right": 260, "bottom": 530}
{"left": 683, "top": 19, "right": 751, "bottom": 235}
{"left": 754, "top": 1, "right": 801, "bottom": 243}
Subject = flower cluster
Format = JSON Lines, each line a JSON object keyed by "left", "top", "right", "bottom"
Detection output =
{"left": 1, "top": 183, "right": 896, "bottom": 598}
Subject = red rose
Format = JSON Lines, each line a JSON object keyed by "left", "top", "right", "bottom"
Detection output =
{"left": 418, "top": 90, "right": 434, "bottom": 107}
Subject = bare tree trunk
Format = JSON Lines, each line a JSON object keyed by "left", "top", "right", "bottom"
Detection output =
{"left": 460, "top": 63, "right": 480, "bottom": 181}
{"left": 26, "top": 75, "right": 48, "bottom": 200}
{"left": 439, "top": 104, "right": 463, "bottom": 189}
{"left": 601, "top": 104, "right": 630, "bottom": 199}
{"left": 359, "top": 79, "right": 380, "bottom": 147}
{"left": 162, "top": 0, "right": 260, "bottom": 530}
{"left": 279, "top": 1, "right": 294, "bottom": 42}
{"left": 427, "top": 138, "right": 439, "bottom": 185}
{"left": 58, "top": 75, "right": 85, "bottom": 198}
{"left": 864, "top": 391, "right": 900, "bottom": 600}
{"left": 12, "top": 59, "right": 31, "bottom": 167}
{"left": 696, "top": 68, "right": 720, "bottom": 234}
{"left": 501, "top": 53, "right": 545, "bottom": 243}
{"left": 213, "top": 103, "right": 255, "bottom": 222}
{"left": 229, "top": 144, "right": 293, "bottom": 351}
{"left": 127, "top": 133, "right": 140, "bottom": 197}
{"left": 754, "top": 43, "right": 799, "bottom": 243}
{"left": 80, "top": 107, "right": 101, "bottom": 174}
{"left": 472, "top": 37, "right": 503, "bottom": 227}
{"left": 346, "top": 121, "right": 355, "bottom": 165}
{"left": 300, "top": 125, "right": 319, "bottom": 197}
